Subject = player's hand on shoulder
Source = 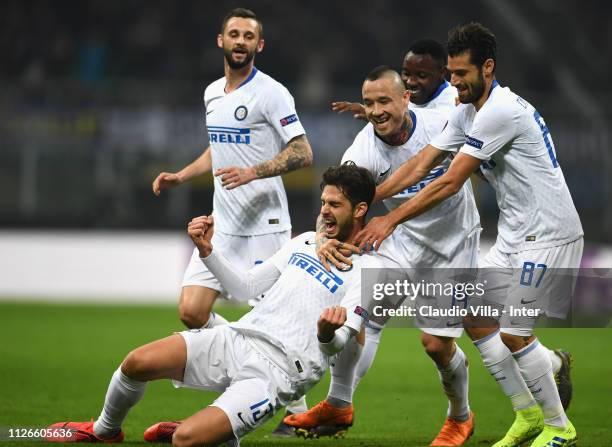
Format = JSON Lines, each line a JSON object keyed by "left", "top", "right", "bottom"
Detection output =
{"left": 355, "top": 215, "right": 396, "bottom": 252}
{"left": 331, "top": 101, "right": 367, "bottom": 121}
{"left": 317, "top": 306, "right": 347, "bottom": 343}
{"left": 317, "top": 239, "right": 359, "bottom": 272}
{"left": 152, "top": 172, "right": 183, "bottom": 196}
{"left": 188, "top": 215, "right": 215, "bottom": 257}
{"left": 214, "top": 166, "right": 257, "bottom": 190}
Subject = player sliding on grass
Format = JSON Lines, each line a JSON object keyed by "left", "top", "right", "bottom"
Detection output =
{"left": 152, "top": 8, "right": 312, "bottom": 424}
{"left": 44, "top": 164, "right": 383, "bottom": 446}
{"left": 285, "top": 65, "right": 480, "bottom": 446}
{"left": 354, "top": 23, "right": 582, "bottom": 447}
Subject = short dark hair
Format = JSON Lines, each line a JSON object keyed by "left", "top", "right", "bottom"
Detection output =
{"left": 220, "top": 8, "right": 263, "bottom": 37}
{"left": 447, "top": 23, "right": 496, "bottom": 71}
{"left": 321, "top": 163, "right": 375, "bottom": 210}
{"left": 407, "top": 39, "right": 447, "bottom": 68}
{"left": 365, "top": 65, "right": 398, "bottom": 82}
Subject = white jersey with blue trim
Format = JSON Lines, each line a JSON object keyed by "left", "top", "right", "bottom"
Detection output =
{"left": 430, "top": 81, "right": 583, "bottom": 253}
{"left": 204, "top": 68, "right": 306, "bottom": 236}
{"left": 341, "top": 108, "right": 480, "bottom": 259}
{"left": 410, "top": 81, "right": 457, "bottom": 116}
{"left": 230, "top": 232, "right": 382, "bottom": 390}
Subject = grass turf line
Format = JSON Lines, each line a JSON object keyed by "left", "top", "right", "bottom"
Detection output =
{"left": 0, "top": 301, "right": 610, "bottom": 446}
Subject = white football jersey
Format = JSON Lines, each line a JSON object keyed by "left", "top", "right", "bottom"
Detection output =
{"left": 342, "top": 108, "right": 480, "bottom": 259}
{"left": 410, "top": 81, "right": 457, "bottom": 116}
{"left": 430, "top": 81, "right": 583, "bottom": 253}
{"left": 230, "top": 232, "right": 383, "bottom": 390}
{"left": 204, "top": 68, "right": 306, "bottom": 236}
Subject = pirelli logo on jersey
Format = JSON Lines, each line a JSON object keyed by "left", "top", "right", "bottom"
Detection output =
{"left": 289, "top": 252, "right": 343, "bottom": 293}
{"left": 465, "top": 135, "right": 484, "bottom": 150}
{"left": 395, "top": 167, "right": 446, "bottom": 198}
{"left": 207, "top": 126, "right": 251, "bottom": 144}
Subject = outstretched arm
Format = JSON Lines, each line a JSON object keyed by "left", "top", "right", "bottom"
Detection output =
{"left": 356, "top": 152, "right": 481, "bottom": 250}
{"left": 331, "top": 101, "right": 367, "bottom": 120}
{"left": 152, "top": 146, "right": 212, "bottom": 196}
{"left": 374, "top": 145, "right": 449, "bottom": 202}
{"left": 215, "top": 134, "right": 313, "bottom": 190}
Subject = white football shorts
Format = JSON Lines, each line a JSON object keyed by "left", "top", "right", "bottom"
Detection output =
{"left": 182, "top": 230, "right": 291, "bottom": 300}
{"left": 481, "top": 237, "right": 583, "bottom": 336}
{"left": 372, "top": 226, "right": 480, "bottom": 338}
{"left": 173, "top": 326, "right": 297, "bottom": 439}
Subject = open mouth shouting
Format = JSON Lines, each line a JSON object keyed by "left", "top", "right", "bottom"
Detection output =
{"left": 323, "top": 217, "right": 338, "bottom": 237}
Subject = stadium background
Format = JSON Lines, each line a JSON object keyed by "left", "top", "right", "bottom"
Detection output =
{"left": 1, "top": 1, "right": 611, "bottom": 445}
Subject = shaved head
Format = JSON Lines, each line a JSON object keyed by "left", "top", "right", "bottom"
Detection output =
{"left": 364, "top": 65, "right": 405, "bottom": 95}
{"left": 362, "top": 65, "right": 411, "bottom": 142}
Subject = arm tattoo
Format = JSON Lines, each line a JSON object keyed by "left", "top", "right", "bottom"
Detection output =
{"left": 253, "top": 135, "right": 313, "bottom": 179}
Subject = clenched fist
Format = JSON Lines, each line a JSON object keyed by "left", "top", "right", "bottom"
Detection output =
{"left": 187, "top": 215, "right": 215, "bottom": 257}
{"left": 317, "top": 306, "right": 347, "bottom": 343}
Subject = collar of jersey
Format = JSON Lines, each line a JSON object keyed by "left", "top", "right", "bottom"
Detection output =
{"left": 228, "top": 66, "right": 258, "bottom": 92}
{"left": 425, "top": 80, "right": 450, "bottom": 104}
{"left": 487, "top": 79, "right": 499, "bottom": 98}
{"left": 475, "top": 79, "right": 500, "bottom": 110}
{"left": 407, "top": 109, "right": 417, "bottom": 140}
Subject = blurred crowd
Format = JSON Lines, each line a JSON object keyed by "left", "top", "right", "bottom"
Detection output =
{"left": 2, "top": 0, "right": 610, "bottom": 108}
{"left": 1, "top": 0, "right": 611, "bottom": 240}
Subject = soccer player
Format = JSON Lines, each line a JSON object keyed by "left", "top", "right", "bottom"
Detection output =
{"left": 357, "top": 23, "right": 582, "bottom": 447}
{"left": 284, "top": 66, "right": 481, "bottom": 446}
{"left": 330, "top": 39, "right": 457, "bottom": 118}
{"left": 152, "top": 8, "right": 312, "bottom": 332}
{"left": 44, "top": 164, "right": 384, "bottom": 446}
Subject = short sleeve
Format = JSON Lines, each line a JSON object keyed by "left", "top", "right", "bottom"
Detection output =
{"left": 262, "top": 84, "right": 306, "bottom": 144}
{"left": 430, "top": 106, "right": 466, "bottom": 153}
{"left": 459, "top": 104, "right": 517, "bottom": 161}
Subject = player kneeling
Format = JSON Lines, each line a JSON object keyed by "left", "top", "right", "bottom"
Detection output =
{"left": 44, "top": 164, "right": 383, "bottom": 446}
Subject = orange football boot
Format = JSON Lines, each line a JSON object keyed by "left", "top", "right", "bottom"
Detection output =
{"left": 430, "top": 411, "right": 475, "bottom": 446}
{"left": 283, "top": 400, "right": 353, "bottom": 438}
{"left": 44, "top": 421, "right": 124, "bottom": 443}
{"left": 143, "top": 421, "right": 181, "bottom": 443}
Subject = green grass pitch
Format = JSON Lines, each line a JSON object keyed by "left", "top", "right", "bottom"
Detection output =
{"left": 1, "top": 301, "right": 610, "bottom": 446}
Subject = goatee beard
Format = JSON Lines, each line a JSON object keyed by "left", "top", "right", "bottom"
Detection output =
{"left": 224, "top": 49, "right": 255, "bottom": 69}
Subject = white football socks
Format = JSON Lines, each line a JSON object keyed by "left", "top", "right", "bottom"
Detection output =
{"left": 94, "top": 368, "right": 146, "bottom": 438}
{"left": 548, "top": 349, "right": 562, "bottom": 374}
{"left": 286, "top": 395, "right": 308, "bottom": 414}
{"left": 474, "top": 330, "right": 536, "bottom": 411}
{"left": 327, "top": 336, "right": 363, "bottom": 407}
{"left": 203, "top": 311, "right": 229, "bottom": 329}
{"left": 513, "top": 340, "right": 568, "bottom": 428}
{"left": 437, "top": 344, "right": 470, "bottom": 421}
{"left": 353, "top": 326, "right": 381, "bottom": 388}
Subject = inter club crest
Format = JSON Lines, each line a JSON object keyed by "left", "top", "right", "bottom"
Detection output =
{"left": 234, "top": 105, "right": 248, "bottom": 121}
